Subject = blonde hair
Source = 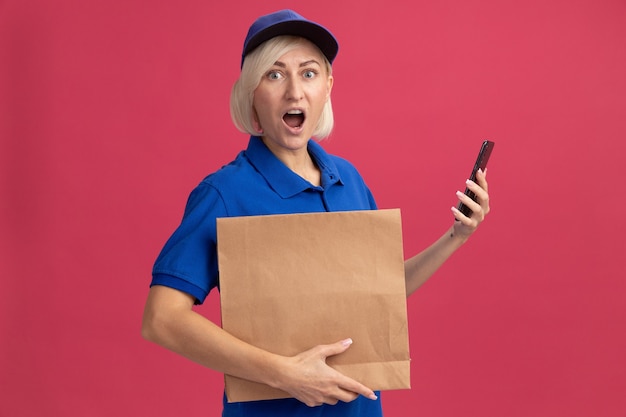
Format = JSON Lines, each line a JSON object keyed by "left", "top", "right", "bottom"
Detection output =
{"left": 230, "top": 35, "right": 334, "bottom": 139}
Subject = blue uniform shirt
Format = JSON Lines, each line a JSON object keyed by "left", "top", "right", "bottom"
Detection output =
{"left": 151, "top": 136, "right": 382, "bottom": 416}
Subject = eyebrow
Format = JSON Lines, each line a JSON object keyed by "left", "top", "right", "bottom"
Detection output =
{"left": 272, "top": 59, "right": 322, "bottom": 68}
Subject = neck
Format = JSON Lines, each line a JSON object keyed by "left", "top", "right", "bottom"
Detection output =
{"left": 261, "top": 137, "right": 321, "bottom": 186}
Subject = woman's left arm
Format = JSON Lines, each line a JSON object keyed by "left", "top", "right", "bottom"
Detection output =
{"left": 404, "top": 169, "right": 490, "bottom": 297}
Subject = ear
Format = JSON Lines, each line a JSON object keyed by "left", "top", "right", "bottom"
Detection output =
{"left": 326, "top": 75, "right": 334, "bottom": 102}
{"left": 251, "top": 108, "right": 263, "bottom": 134}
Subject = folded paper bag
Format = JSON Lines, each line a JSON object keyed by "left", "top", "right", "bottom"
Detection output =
{"left": 217, "top": 209, "right": 410, "bottom": 402}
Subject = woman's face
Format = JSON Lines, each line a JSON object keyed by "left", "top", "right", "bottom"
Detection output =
{"left": 252, "top": 40, "right": 333, "bottom": 155}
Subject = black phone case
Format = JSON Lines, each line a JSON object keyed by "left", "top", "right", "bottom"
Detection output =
{"left": 457, "top": 140, "right": 494, "bottom": 217}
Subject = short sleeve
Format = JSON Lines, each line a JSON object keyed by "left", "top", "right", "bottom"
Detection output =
{"left": 151, "top": 182, "right": 228, "bottom": 304}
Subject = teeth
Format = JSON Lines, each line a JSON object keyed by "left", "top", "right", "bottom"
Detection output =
{"left": 286, "top": 109, "right": 303, "bottom": 115}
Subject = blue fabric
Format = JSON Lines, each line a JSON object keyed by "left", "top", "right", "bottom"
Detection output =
{"left": 152, "top": 136, "right": 377, "bottom": 302}
{"left": 151, "top": 136, "right": 381, "bottom": 416}
{"left": 222, "top": 393, "right": 383, "bottom": 417}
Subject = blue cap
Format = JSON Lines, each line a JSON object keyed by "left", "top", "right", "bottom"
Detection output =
{"left": 241, "top": 9, "right": 339, "bottom": 68}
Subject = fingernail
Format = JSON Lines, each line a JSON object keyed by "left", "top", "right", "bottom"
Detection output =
{"left": 342, "top": 338, "right": 353, "bottom": 346}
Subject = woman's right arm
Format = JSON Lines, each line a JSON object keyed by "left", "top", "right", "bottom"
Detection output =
{"left": 141, "top": 285, "right": 377, "bottom": 407}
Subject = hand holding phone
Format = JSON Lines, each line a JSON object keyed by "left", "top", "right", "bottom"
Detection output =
{"left": 457, "top": 140, "right": 494, "bottom": 217}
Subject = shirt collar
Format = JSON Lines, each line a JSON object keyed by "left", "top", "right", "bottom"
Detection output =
{"left": 245, "top": 136, "right": 343, "bottom": 198}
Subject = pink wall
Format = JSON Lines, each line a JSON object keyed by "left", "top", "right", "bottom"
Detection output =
{"left": 1, "top": 0, "right": 625, "bottom": 416}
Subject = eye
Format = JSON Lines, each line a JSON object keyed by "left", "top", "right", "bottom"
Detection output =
{"left": 266, "top": 71, "right": 283, "bottom": 80}
{"left": 303, "top": 70, "right": 317, "bottom": 79}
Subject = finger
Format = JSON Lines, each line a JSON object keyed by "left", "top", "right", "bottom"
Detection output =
{"left": 465, "top": 178, "right": 488, "bottom": 198}
{"left": 474, "top": 168, "right": 489, "bottom": 193}
{"left": 337, "top": 376, "right": 378, "bottom": 401}
{"left": 317, "top": 339, "right": 378, "bottom": 401}
{"left": 451, "top": 205, "right": 477, "bottom": 225}
{"left": 456, "top": 191, "right": 483, "bottom": 213}
{"left": 330, "top": 388, "right": 360, "bottom": 404}
{"left": 464, "top": 180, "right": 490, "bottom": 214}
{"left": 451, "top": 205, "right": 471, "bottom": 223}
{"left": 453, "top": 194, "right": 483, "bottom": 224}
{"left": 317, "top": 338, "right": 354, "bottom": 359}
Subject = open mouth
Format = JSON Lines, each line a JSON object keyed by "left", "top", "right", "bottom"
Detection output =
{"left": 283, "top": 109, "right": 305, "bottom": 129}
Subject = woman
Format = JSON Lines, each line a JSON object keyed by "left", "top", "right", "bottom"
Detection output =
{"left": 142, "top": 9, "right": 490, "bottom": 417}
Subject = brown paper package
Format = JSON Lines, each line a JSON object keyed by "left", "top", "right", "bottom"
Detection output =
{"left": 217, "top": 209, "right": 410, "bottom": 402}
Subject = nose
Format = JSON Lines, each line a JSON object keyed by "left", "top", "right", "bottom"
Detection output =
{"left": 285, "top": 77, "right": 304, "bottom": 101}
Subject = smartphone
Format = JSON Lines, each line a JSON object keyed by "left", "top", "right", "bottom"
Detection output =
{"left": 457, "top": 140, "right": 495, "bottom": 217}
